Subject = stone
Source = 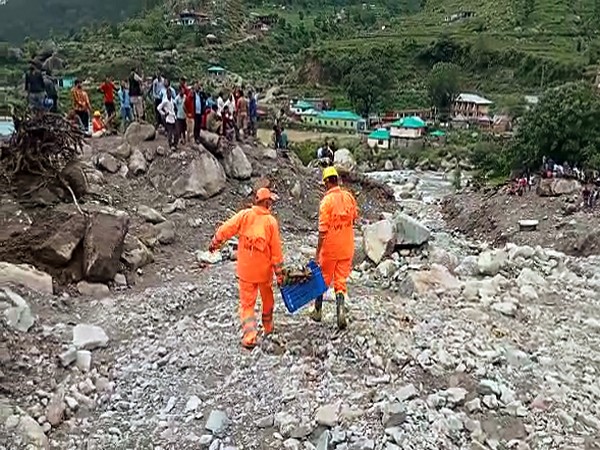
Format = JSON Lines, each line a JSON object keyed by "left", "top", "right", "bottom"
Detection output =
{"left": 144, "top": 146, "right": 157, "bottom": 162}
{"left": 163, "top": 199, "right": 186, "bottom": 214}
{"left": 316, "top": 404, "right": 338, "bottom": 427}
{"left": 114, "top": 273, "right": 127, "bottom": 286}
{"left": 465, "top": 398, "right": 481, "bottom": 413}
{"left": 401, "top": 264, "right": 461, "bottom": 296}
{"left": 396, "top": 384, "right": 418, "bottom": 402}
{"left": 556, "top": 409, "right": 574, "bottom": 427}
{"left": 478, "top": 250, "right": 508, "bottom": 276}
{"left": 429, "top": 246, "right": 460, "bottom": 271}
{"left": 83, "top": 213, "right": 129, "bottom": 283}
{"left": 393, "top": 212, "right": 431, "bottom": 246}
{"left": 185, "top": 395, "right": 202, "bottom": 413}
{"left": 36, "top": 214, "right": 86, "bottom": 266}
{"left": 205, "top": 409, "right": 229, "bottom": 434}
{"left": 290, "top": 180, "right": 302, "bottom": 199}
{"left": 2, "top": 288, "right": 34, "bottom": 332}
{"left": 59, "top": 347, "right": 77, "bottom": 367}
{"left": 97, "top": 153, "right": 121, "bottom": 173}
{"left": 124, "top": 122, "right": 156, "bottom": 145}
{"left": 492, "top": 301, "right": 517, "bottom": 317}
{"left": 46, "top": 389, "right": 65, "bottom": 426}
{"left": 377, "top": 260, "right": 396, "bottom": 278}
{"left": 137, "top": 205, "right": 166, "bottom": 224}
{"left": 363, "top": 219, "right": 396, "bottom": 264}
{"left": 284, "top": 438, "right": 301, "bottom": 450}
{"left": 128, "top": 148, "right": 148, "bottom": 175}
{"left": 455, "top": 255, "right": 479, "bottom": 277}
{"left": 0, "top": 262, "right": 53, "bottom": 294}
{"left": 516, "top": 268, "right": 546, "bottom": 287}
{"left": 316, "top": 431, "right": 330, "bottom": 450}
{"left": 107, "top": 142, "right": 132, "bottom": 160}
{"left": 333, "top": 148, "right": 356, "bottom": 174}
{"left": 120, "top": 234, "right": 154, "bottom": 270}
{"left": 482, "top": 395, "right": 498, "bottom": 409}
{"left": 384, "top": 160, "right": 394, "bottom": 171}
{"left": 255, "top": 415, "right": 273, "bottom": 428}
{"left": 196, "top": 250, "right": 222, "bottom": 265}
{"left": 172, "top": 153, "right": 226, "bottom": 199}
{"left": 155, "top": 221, "right": 176, "bottom": 245}
{"left": 536, "top": 178, "right": 581, "bottom": 197}
{"left": 64, "top": 396, "right": 78, "bottom": 411}
{"left": 508, "top": 245, "right": 535, "bottom": 260}
{"left": 18, "top": 415, "right": 49, "bottom": 449}
{"left": 478, "top": 380, "right": 501, "bottom": 396}
{"left": 199, "top": 435, "right": 213, "bottom": 445}
{"left": 76, "top": 350, "right": 92, "bottom": 372}
{"left": 445, "top": 387, "right": 468, "bottom": 405}
{"left": 519, "top": 285, "right": 538, "bottom": 301}
{"left": 274, "top": 412, "right": 299, "bottom": 437}
{"left": 76, "top": 281, "right": 110, "bottom": 297}
{"left": 72, "top": 324, "right": 109, "bottom": 350}
{"left": 223, "top": 145, "right": 252, "bottom": 180}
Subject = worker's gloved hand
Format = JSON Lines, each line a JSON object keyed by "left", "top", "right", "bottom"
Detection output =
{"left": 276, "top": 272, "right": 284, "bottom": 286}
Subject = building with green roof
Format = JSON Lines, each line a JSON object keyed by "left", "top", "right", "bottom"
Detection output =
{"left": 390, "top": 115, "right": 427, "bottom": 143}
{"left": 207, "top": 66, "right": 226, "bottom": 77}
{"left": 367, "top": 128, "right": 390, "bottom": 149}
{"left": 301, "top": 110, "right": 365, "bottom": 132}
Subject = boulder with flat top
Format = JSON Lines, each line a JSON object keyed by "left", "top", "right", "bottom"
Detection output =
{"left": 83, "top": 213, "right": 129, "bottom": 282}
{"left": 172, "top": 152, "right": 227, "bottom": 199}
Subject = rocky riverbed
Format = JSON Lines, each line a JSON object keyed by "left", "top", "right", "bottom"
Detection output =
{"left": 2, "top": 142, "right": 600, "bottom": 450}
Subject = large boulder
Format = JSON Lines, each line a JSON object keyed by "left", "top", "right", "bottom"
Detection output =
{"left": 400, "top": 264, "right": 462, "bottom": 296}
{"left": 536, "top": 178, "right": 581, "bottom": 197}
{"left": 128, "top": 148, "right": 148, "bottom": 176}
{"left": 363, "top": 219, "right": 396, "bottom": 264}
{"left": 223, "top": 145, "right": 252, "bottom": 180}
{"left": 96, "top": 153, "right": 121, "bottom": 173}
{"left": 393, "top": 212, "right": 430, "bottom": 246}
{"left": 124, "top": 122, "right": 156, "bottom": 146}
{"left": 107, "top": 143, "right": 132, "bottom": 160}
{"left": 137, "top": 205, "right": 166, "bottom": 224}
{"left": 83, "top": 213, "right": 129, "bottom": 282}
{"left": 172, "top": 153, "right": 227, "bottom": 199}
{"left": 0, "top": 262, "right": 53, "bottom": 294}
{"left": 333, "top": 149, "right": 357, "bottom": 175}
{"left": 477, "top": 249, "right": 508, "bottom": 276}
{"left": 120, "top": 235, "right": 154, "bottom": 270}
{"left": 36, "top": 214, "right": 86, "bottom": 266}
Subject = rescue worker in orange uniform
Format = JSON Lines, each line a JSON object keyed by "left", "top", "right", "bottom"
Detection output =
{"left": 311, "top": 167, "right": 358, "bottom": 329}
{"left": 209, "top": 188, "right": 284, "bottom": 349}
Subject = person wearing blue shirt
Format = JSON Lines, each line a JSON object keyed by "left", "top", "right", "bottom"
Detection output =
{"left": 118, "top": 81, "right": 133, "bottom": 131}
{"left": 174, "top": 89, "right": 187, "bottom": 146}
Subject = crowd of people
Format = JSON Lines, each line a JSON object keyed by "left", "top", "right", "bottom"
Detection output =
{"left": 24, "top": 63, "right": 261, "bottom": 148}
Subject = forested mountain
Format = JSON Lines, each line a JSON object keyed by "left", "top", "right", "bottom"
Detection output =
{"left": 0, "top": 0, "right": 163, "bottom": 43}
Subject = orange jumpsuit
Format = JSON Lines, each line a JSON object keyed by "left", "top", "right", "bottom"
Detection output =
{"left": 318, "top": 186, "right": 358, "bottom": 295}
{"left": 214, "top": 206, "right": 284, "bottom": 347}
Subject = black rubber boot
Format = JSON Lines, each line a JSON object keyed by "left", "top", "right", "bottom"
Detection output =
{"left": 336, "top": 293, "right": 347, "bottom": 330}
{"left": 310, "top": 296, "right": 323, "bottom": 322}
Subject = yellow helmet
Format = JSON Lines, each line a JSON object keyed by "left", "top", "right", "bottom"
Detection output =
{"left": 93, "top": 110, "right": 101, "bottom": 117}
{"left": 322, "top": 166, "right": 339, "bottom": 181}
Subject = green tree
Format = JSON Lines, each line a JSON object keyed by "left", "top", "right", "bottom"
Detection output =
{"left": 427, "top": 62, "right": 461, "bottom": 119}
{"left": 342, "top": 60, "right": 393, "bottom": 117}
{"left": 511, "top": 81, "right": 600, "bottom": 169}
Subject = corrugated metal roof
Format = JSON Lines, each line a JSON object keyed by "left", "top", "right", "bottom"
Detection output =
{"left": 317, "top": 110, "right": 361, "bottom": 121}
{"left": 455, "top": 93, "right": 493, "bottom": 105}
{"left": 368, "top": 128, "right": 390, "bottom": 140}
{"left": 391, "top": 116, "right": 426, "bottom": 128}
{"left": 294, "top": 100, "right": 313, "bottom": 109}
{"left": 207, "top": 66, "right": 225, "bottom": 72}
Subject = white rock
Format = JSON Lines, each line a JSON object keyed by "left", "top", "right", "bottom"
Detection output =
{"left": 75, "top": 350, "right": 92, "bottom": 372}
{"left": 72, "top": 324, "right": 109, "bottom": 350}
{"left": 362, "top": 219, "right": 396, "bottom": 264}
{"left": 0, "top": 262, "right": 53, "bottom": 294}
{"left": 196, "top": 250, "right": 222, "bottom": 265}
{"left": 477, "top": 250, "right": 508, "bottom": 276}
{"left": 444, "top": 387, "right": 467, "bottom": 405}
{"left": 333, "top": 149, "right": 356, "bottom": 174}
{"left": 516, "top": 268, "right": 546, "bottom": 287}
{"left": 18, "top": 415, "right": 49, "bottom": 449}
{"left": 483, "top": 395, "right": 498, "bottom": 409}
{"left": 284, "top": 438, "right": 301, "bottom": 450}
{"left": 377, "top": 260, "right": 396, "bottom": 278}
{"left": 185, "top": 396, "right": 202, "bottom": 413}
{"left": 519, "top": 285, "right": 538, "bottom": 301}
{"left": 315, "top": 404, "right": 338, "bottom": 427}
{"left": 491, "top": 301, "right": 517, "bottom": 317}
{"left": 137, "top": 205, "right": 166, "bottom": 224}
{"left": 2, "top": 288, "right": 35, "bottom": 332}
{"left": 465, "top": 398, "right": 481, "bottom": 413}
{"left": 205, "top": 409, "right": 229, "bottom": 434}
{"left": 396, "top": 384, "right": 418, "bottom": 402}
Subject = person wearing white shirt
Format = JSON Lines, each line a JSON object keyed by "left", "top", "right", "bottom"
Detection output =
{"left": 217, "top": 92, "right": 225, "bottom": 116}
{"left": 157, "top": 88, "right": 177, "bottom": 148}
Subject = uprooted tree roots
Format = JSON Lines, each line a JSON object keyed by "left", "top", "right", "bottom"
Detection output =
{"left": 0, "top": 113, "right": 85, "bottom": 209}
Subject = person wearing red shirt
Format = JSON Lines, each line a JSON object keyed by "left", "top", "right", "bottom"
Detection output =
{"left": 179, "top": 77, "right": 194, "bottom": 143}
{"left": 98, "top": 77, "right": 117, "bottom": 124}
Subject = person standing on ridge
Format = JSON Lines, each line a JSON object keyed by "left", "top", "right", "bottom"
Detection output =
{"left": 118, "top": 81, "right": 134, "bottom": 132}
{"left": 209, "top": 188, "right": 284, "bottom": 349}
{"left": 25, "top": 62, "right": 46, "bottom": 113}
{"left": 310, "top": 167, "right": 358, "bottom": 329}
{"left": 43, "top": 70, "right": 58, "bottom": 113}
{"left": 193, "top": 82, "right": 205, "bottom": 143}
{"left": 129, "top": 68, "right": 144, "bottom": 121}
{"left": 152, "top": 73, "right": 165, "bottom": 129}
{"left": 99, "top": 76, "right": 117, "bottom": 127}
{"left": 72, "top": 79, "right": 92, "bottom": 133}
{"left": 157, "top": 87, "right": 177, "bottom": 149}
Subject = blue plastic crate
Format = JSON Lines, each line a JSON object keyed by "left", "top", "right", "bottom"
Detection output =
{"left": 280, "top": 260, "right": 327, "bottom": 314}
